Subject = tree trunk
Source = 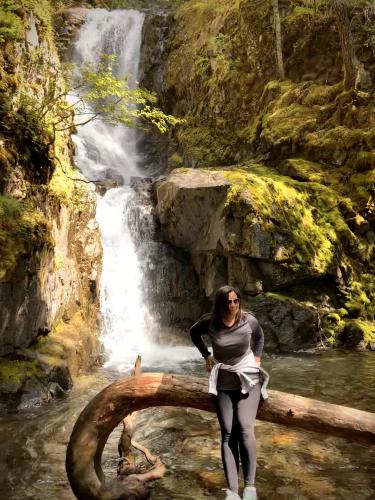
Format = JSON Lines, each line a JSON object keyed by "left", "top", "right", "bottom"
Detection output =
{"left": 66, "top": 373, "right": 375, "bottom": 500}
{"left": 331, "top": 0, "right": 358, "bottom": 89}
{"left": 272, "top": 0, "right": 285, "bottom": 79}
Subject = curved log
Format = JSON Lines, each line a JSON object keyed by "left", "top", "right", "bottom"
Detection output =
{"left": 66, "top": 373, "right": 375, "bottom": 499}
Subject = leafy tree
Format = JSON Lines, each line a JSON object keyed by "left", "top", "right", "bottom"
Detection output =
{"left": 20, "top": 54, "right": 180, "bottom": 142}
{"left": 0, "top": 53, "right": 181, "bottom": 183}
{"left": 2, "top": 53, "right": 180, "bottom": 148}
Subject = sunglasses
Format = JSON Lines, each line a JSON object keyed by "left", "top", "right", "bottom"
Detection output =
{"left": 227, "top": 298, "right": 240, "bottom": 304}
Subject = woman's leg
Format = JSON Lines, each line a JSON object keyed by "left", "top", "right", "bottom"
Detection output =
{"left": 216, "top": 391, "right": 240, "bottom": 493}
{"left": 236, "top": 384, "right": 261, "bottom": 486}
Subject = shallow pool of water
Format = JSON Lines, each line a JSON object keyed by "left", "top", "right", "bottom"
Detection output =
{"left": 0, "top": 349, "right": 374, "bottom": 499}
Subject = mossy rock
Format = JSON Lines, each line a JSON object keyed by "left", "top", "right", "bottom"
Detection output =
{"left": 177, "top": 125, "right": 240, "bottom": 167}
{"left": 0, "top": 195, "right": 52, "bottom": 281}
{"left": 276, "top": 158, "right": 326, "bottom": 183}
{"left": 0, "top": 358, "right": 39, "bottom": 394}
{"left": 340, "top": 319, "right": 375, "bottom": 349}
{"left": 218, "top": 163, "right": 356, "bottom": 273}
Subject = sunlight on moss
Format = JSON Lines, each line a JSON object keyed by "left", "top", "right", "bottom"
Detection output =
{"left": 216, "top": 163, "right": 357, "bottom": 273}
{"left": 0, "top": 195, "right": 51, "bottom": 281}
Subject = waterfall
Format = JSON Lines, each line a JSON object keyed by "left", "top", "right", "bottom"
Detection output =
{"left": 71, "top": 9, "right": 200, "bottom": 372}
{"left": 71, "top": 9, "right": 143, "bottom": 186}
{"left": 71, "top": 9, "right": 153, "bottom": 370}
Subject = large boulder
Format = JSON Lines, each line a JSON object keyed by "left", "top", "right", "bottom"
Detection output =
{"left": 156, "top": 169, "right": 230, "bottom": 251}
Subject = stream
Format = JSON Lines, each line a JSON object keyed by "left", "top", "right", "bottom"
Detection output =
{"left": 0, "top": 351, "right": 374, "bottom": 499}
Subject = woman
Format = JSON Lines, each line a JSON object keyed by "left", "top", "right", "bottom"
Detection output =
{"left": 190, "top": 286, "right": 266, "bottom": 500}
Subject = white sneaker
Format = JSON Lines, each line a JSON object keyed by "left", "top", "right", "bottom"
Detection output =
{"left": 223, "top": 489, "right": 241, "bottom": 500}
{"left": 243, "top": 485, "right": 257, "bottom": 500}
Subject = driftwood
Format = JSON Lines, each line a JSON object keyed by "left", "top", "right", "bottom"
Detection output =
{"left": 66, "top": 372, "right": 375, "bottom": 499}
{"left": 117, "top": 356, "right": 140, "bottom": 472}
{"left": 117, "top": 357, "right": 166, "bottom": 483}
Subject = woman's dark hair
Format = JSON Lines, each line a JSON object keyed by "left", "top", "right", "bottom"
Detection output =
{"left": 211, "top": 285, "right": 242, "bottom": 328}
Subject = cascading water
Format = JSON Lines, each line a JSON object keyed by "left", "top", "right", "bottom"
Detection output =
{"left": 70, "top": 9, "right": 199, "bottom": 371}
{"left": 71, "top": 9, "right": 153, "bottom": 370}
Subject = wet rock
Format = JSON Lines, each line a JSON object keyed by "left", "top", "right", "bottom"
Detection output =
{"left": 54, "top": 8, "right": 89, "bottom": 57}
{"left": 0, "top": 196, "right": 101, "bottom": 357}
{"left": 340, "top": 319, "right": 375, "bottom": 349}
{"left": 243, "top": 294, "right": 318, "bottom": 352}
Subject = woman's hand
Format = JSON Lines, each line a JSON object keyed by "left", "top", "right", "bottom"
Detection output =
{"left": 254, "top": 356, "right": 261, "bottom": 366}
{"left": 205, "top": 355, "right": 216, "bottom": 372}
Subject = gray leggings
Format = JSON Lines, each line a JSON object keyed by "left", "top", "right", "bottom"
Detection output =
{"left": 215, "top": 384, "right": 261, "bottom": 493}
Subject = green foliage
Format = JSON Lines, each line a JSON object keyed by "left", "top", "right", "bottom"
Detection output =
{"left": 0, "top": 195, "right": 51, "bottom": 281}
{"left": 78, "top": 55, "right": 180, "bottom": 133}
{"left": 0, "top": 84, "right": 54, "bottom": 182}
{"left": 0, "top": 0, "right": 53, "bottom": 44}
{"left": 0, "top": 1, "right": 24, "bottom": 44}
{"left": 1, "top": 53, "right": 181, "bottom": 190}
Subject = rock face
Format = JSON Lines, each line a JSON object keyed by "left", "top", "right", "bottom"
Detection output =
{"left": 53, "top": 7, "right": 89, "bottom": 58}
{"left": 139, "top": 0, "right": 375, "bottom": 352}
{"left": 0, "top": 4, "right": 102, "bottom": 408}
{"left": 153, "top": 168, "right": 355, "bottom": 351}
{"left": 244, "top": 295, "right": 318, "bottom": 353}
{"left": 137, "top": 11, "right": 173, "bottom": 176}
{"left": 0, "top": 197, "right": 101, "bottom": 357}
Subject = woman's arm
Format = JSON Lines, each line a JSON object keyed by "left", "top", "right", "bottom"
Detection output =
{"left": 249, "top": 315, "right": 264, "bottom": 364}
{"left": 189, "top": 314, "right": 211, "bottom": 359}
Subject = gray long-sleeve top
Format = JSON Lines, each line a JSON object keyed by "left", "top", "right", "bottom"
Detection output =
{"left": 190, "top": 311, "right": 265, "bottom": 390}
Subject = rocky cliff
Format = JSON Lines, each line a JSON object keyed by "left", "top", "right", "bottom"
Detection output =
{"left": 140, "top": 0, "right": 375, "bottom": 351}
{"left": 0, "top": 1, "right": 101, "bottom": 408}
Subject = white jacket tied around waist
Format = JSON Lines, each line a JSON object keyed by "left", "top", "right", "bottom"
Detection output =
{"left": 208, "top": 352, "right": 270, "bottom": 400}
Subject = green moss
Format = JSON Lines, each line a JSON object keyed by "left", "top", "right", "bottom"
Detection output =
{"left": 0, "top": 358, "right": 40, "bottom": 391}
{"left": 0, "top": 195, "right": 51, "bottom": 281}
{"left": 177, "top": 125, "right": 238, "bottom": 166}
{"left": 168, "top": 152, "right": 184, "bottom": 168}
{"left": 306, "top": 126, "right": 365, "bottom": 153}
{"left": 217, "top": 163, "right": 356, "bottom": 273}
{"left": 263, "top": 291, "right": 300, "bottom": 305}
{"left": 261, "top": 102, "right": 319, "bottom": 147}
{"left": 54, "top": 255, "right": 64, "bottom": 271}
{"left": 303, "top": 82, "right": 342, "bottom": 106}
{"left": 354, "top": 320, "right": 375, "bottom": 343}
{"left": 278, "top": 158, "right": 326, "bottom": 183}
{"left": 48, "top": 160, "right": 76, "bottom": 203}
{"left": 0, "top": 3, "right": 24, "bottom": 44}
{"left": 341, "top": 318, "right": 375, "bottom": 347}
{"left": 354, "top": 151, "right": 375, "bottom": 172}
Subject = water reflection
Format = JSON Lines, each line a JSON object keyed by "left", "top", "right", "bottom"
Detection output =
{"left": 0, "top": 351, "right": 374, "bottom": 499}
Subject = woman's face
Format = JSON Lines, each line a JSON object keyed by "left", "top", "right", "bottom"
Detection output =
{"left": 227, "top": 290, "right": 240, "bottom": 315}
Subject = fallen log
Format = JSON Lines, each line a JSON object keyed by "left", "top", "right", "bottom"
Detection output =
{"left": 66, "top": 373, "right": 375, "bottom": 499}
